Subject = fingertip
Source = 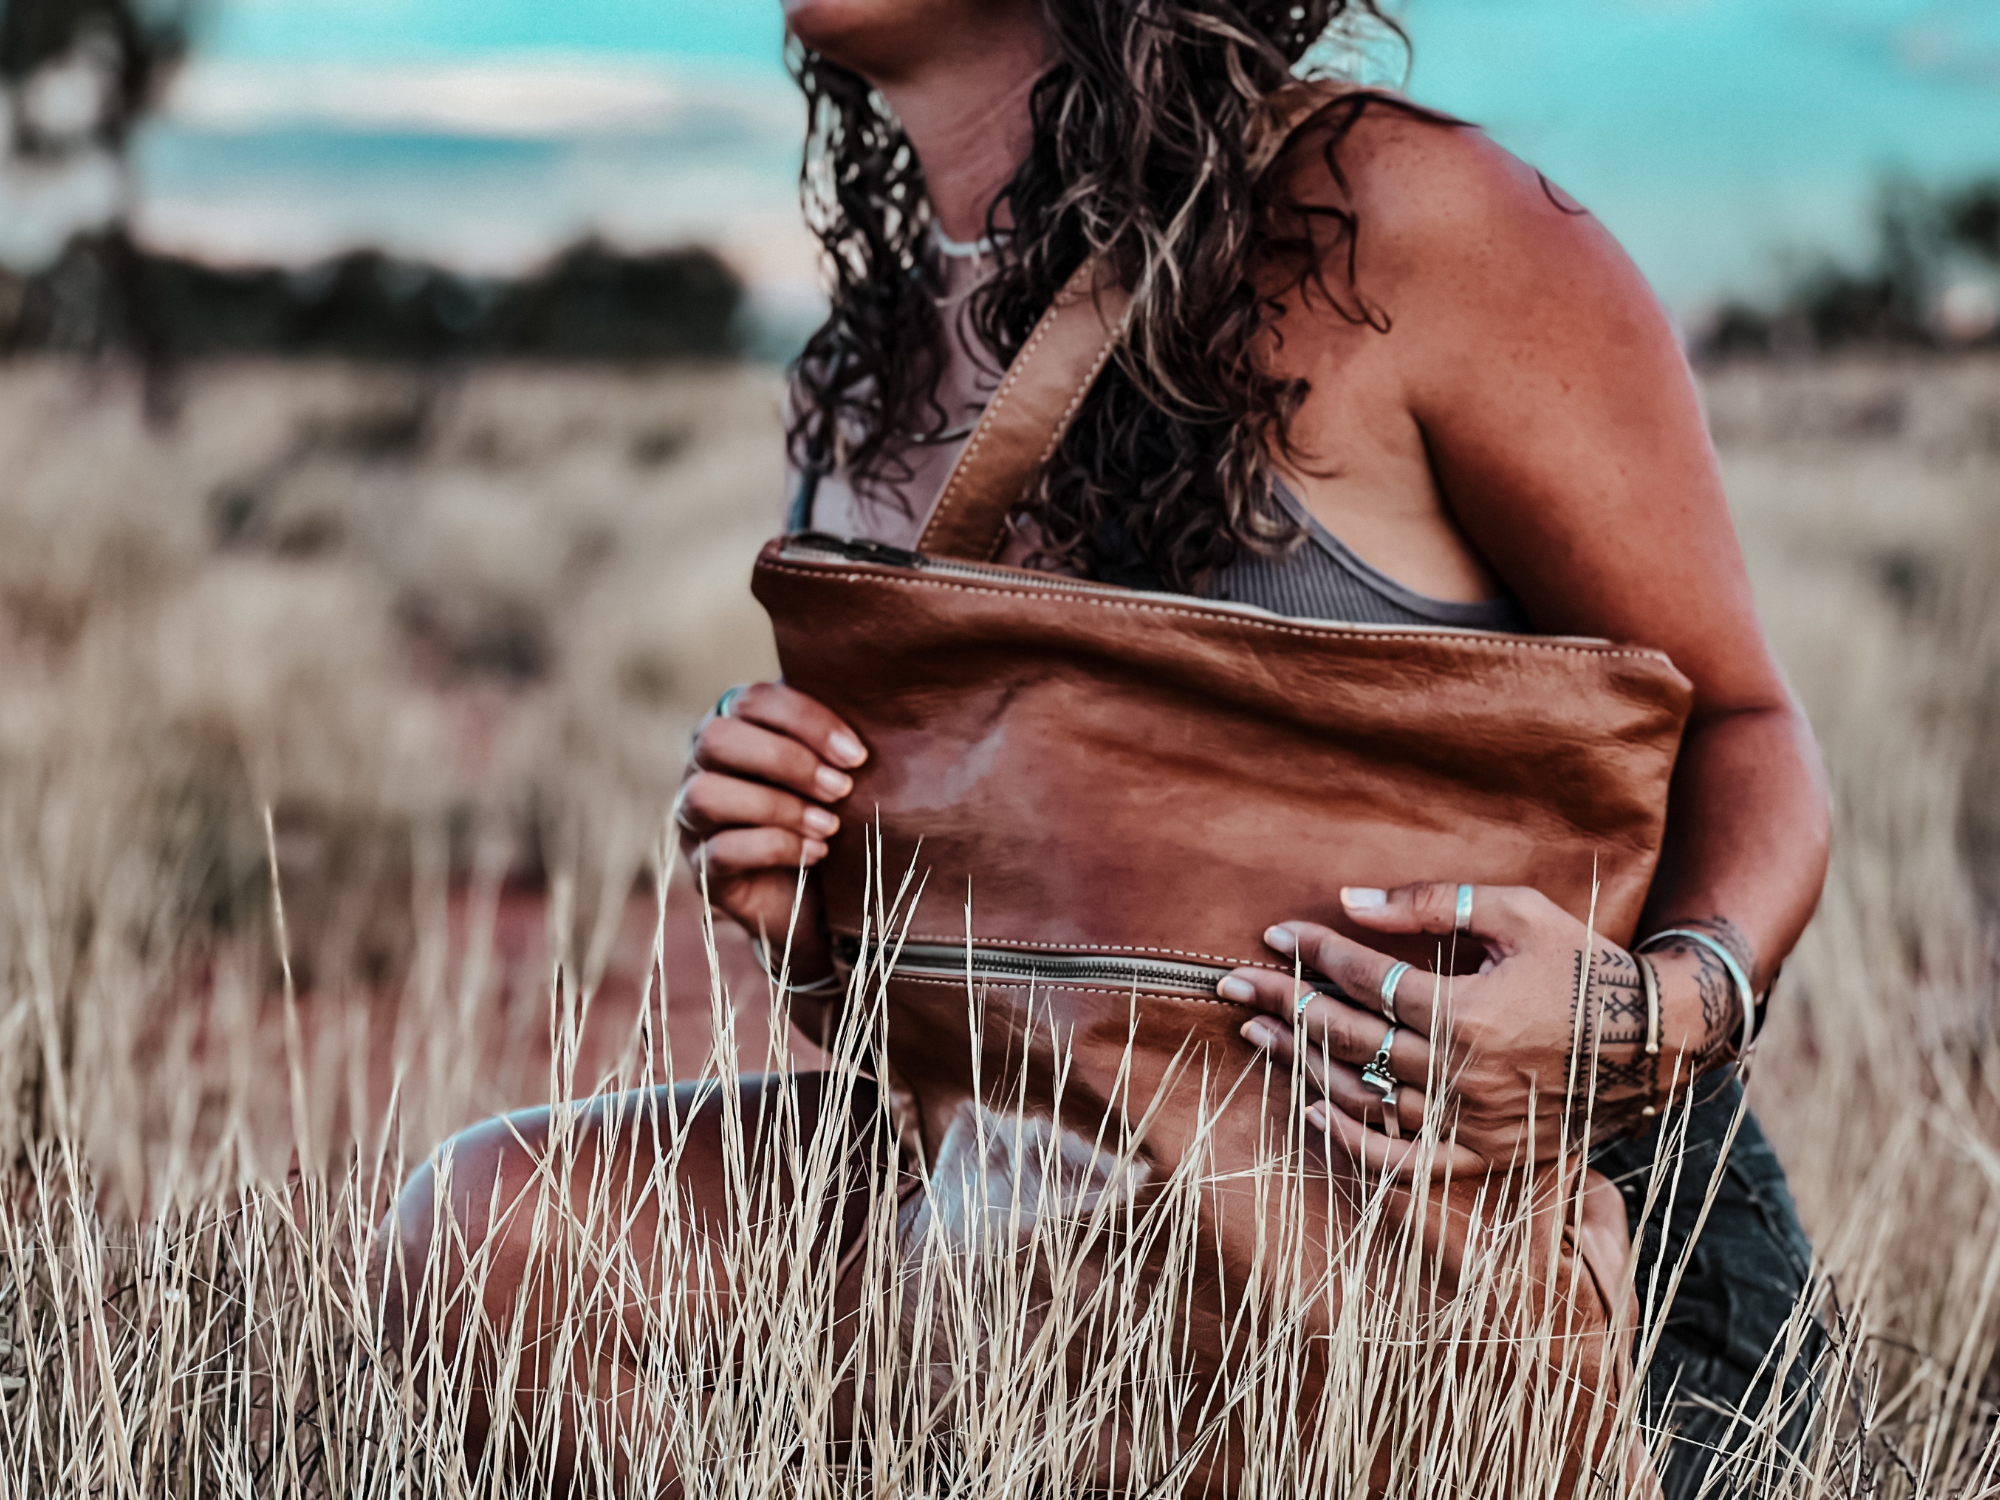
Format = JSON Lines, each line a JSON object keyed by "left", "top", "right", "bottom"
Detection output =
{"left": 827, "top": 731, "right": 868, "bottom": 769}
{"left": 1263, "top": 925, "right": 1298, "bottom": 956}
{"left": 802, "top": 840, "right": 830, "bottom": 865}
{"left": 1217, "top": 974, "right": 1258, "bottom": 1004}
{"left": 1341, "top": 887, "right": 1389, "bottom": 912}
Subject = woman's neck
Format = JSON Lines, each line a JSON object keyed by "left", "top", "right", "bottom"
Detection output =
{"left": 875, "top": 45, "right": 1045, "bottom": 244}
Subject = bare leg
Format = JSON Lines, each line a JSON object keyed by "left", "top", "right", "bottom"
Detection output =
{"left": 376, "top": 1072, "right": 886, "bottom": 1493}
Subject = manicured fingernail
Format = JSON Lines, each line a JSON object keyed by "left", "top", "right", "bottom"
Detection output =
{"left": 1304, "top": 1101, "right": 1329, "bottom": 1130}
{"left": 828, "top": 732, "right": 867, "bottom": 768}
{"left": 803, "top": 840, "right": 830, "bottom": 864}
{"left": 803, "top": 808, "right": 841, "bottom": 837}
{"left": 1241, "top": 1020, "right": 1274, "bottom": 1048}
{"left": 1342, "top": 887, "right": 1387, "bottom": 910}
{"left": 814, "top": 767, "right": 854, "bottom": 799}
{"left": 1218, "top": 975, "right": 1257, "bottom": 1003}
{"left": 1264, "top": 926, "right": 1296, "bottom": 955}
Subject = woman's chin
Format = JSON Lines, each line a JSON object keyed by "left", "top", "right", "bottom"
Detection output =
{"left": 781, "top": 0, "right": 913, "bottom": 67}
{"left": 783, "top": 0, "right": 1032, "bottom": 80}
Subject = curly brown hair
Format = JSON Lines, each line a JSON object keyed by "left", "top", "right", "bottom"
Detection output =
{"left": 786, "top": 1, "right": 1416, "bottom": 591}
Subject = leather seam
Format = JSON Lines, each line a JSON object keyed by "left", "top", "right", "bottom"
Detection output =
{"left": 918, "top": 265, "right": 1084, "bottom": 556}
{"left": 1029, "top": 294, "right": 1130, "bottom": 486}
{"left": 758, "top": 563, "right": 1682, "bottom": 666}
{"left": 880, "top": 973, "right": 1249, "bottom": 1006}
{"left": 833, "top": 930, "right": 1286, "bottom": 970}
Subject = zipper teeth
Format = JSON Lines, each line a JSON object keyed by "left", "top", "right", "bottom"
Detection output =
{"left": 913, "top": 559, "right": 1114, "bottom": 595}
{"left": 841, "top": 940, "right": 1229, "bottom": 995}
{"left": 777, "top": 535, "right": 1521, "bottom": 635}
{"left": 781, "top": 538, "right": 1119, "bottom": 598}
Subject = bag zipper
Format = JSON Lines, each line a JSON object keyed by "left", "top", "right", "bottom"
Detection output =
{"left": 837, "top": 935, "right": 1282, "bottom": 1000}
{"left": 778, "top": 531, "right": 1331, "bottom": 626}
{"left": 781, "top": 532, "right": 1128, "bottom": 598}
{"left": 777, "top": 531, "right": 1561, "bottom": 638}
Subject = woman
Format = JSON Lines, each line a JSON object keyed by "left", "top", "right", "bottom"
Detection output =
{"left": 383, "top": 1, "right": 1830, "bottom": 1494}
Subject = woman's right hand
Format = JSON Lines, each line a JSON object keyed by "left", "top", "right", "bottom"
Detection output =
{"left": 677, "top": 682, "right": 867, "bottom": 975}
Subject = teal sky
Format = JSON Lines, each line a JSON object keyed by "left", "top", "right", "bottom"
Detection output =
{"left": 205, "top": 0, "right": 789, "bottom": 66}
{"left": 155, "top": 0, "right": 2000, "bottom": 311}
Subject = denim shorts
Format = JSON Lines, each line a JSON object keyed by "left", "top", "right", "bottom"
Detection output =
{"left": 1592, "top": 1073, "right": 1822, "bottom": 1499}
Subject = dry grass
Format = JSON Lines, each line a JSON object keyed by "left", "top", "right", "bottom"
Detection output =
{"left": 0, "top": 351, "right": 1995, "bottom": 1494}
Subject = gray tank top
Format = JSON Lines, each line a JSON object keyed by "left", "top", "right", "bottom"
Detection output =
{"left": 1202, "top": 478, "right": 1530, "bottom": 632}
{"left": 795, "top": 471, "right": 1531, "bottom": 635}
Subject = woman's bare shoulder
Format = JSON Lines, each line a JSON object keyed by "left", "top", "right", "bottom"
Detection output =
{"left": 1274, "top": 91, "right": 1667, "bottom": 346}
{"left": 1269, "top": 88, "right": 1772, "bottom": 674}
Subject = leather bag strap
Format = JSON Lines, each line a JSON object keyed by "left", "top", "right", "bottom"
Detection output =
{"left": 915, "top": 254, "right": 1132, "bottom": 562}
{"left": 912, "top": 83, "right": 1345, "bottom": 563}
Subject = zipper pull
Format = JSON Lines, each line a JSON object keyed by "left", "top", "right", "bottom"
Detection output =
{"left": 789, "top": 532, "right": 927, "bottom": 570}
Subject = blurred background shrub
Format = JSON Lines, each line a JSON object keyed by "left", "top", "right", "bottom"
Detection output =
{"left": 1708, "top": 176, "right": 2000, "bottom": 357}
{"left": 0, "top": 233, "right": 745, "bottom": 358}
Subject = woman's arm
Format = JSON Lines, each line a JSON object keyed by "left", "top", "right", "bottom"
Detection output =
{"left": 1223, "top": 112, "right": 1829, "bottom": 1168}
{"left": 1369, "top": 120, "right": 1829, "bottom": 1003}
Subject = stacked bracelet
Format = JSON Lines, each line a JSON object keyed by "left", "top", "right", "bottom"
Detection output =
{"left": 1632, "top": 951, "right": 1664, "bottom": 1118}
{"left": 1634, "top": 952, "right": 1663, "bottom": 1057}
{"left": 750, "top": 938, "right": 842, "bottom": 999}
{"left": 1637, "top": 929, "right": 1758, "bottom": 1057}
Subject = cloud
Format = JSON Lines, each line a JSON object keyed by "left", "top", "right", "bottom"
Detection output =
{"left": 134, "top": 58, "right": 818, "bottom": 287}
{"left": 1796, "top": 0, "right": 2000, "bottom": 90}
{"left": 162, "top": 54, "right": 796, "bottom": 141}
{"left": 1894, "top": 24, "right": 2000, "bottom": 87}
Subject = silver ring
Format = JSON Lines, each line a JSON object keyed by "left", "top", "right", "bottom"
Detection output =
{"left": 715, "top": 684, "right": 747, "bottom": 719}
{"left": 1360, "top": 1024, "right": 1399, "bottom": 1098}
{"left": 1294, "top": 988, "right": 1313, "bottom": 1025}
{"left": 1378, "top": 961, "right": 1411, "bottom": 1023}
{"left": 1455, "top": 884, "right": 1474, "bottom": 932}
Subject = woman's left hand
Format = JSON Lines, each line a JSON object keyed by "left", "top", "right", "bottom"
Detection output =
{"left": 1218, "top": 882, "right": 1678, "bottom": 1179}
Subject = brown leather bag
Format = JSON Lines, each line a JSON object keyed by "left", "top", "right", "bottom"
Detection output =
{"left": 751, "top": 253, "right": 1692, "bottom": 1489}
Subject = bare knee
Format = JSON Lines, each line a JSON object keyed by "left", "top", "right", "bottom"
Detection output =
{"left": 373, "top": 1108, "right": 552, "bottom": 1363}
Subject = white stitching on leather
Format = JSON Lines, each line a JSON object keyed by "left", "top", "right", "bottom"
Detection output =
{"left": 881, "top": 973, "right": 1247, "bottom": 1007}
{"left": 758, "top": 562, "right": 1684, "bottom": 666}
{"left": 832, "top": 929, "right": 1282, "bottom": 969}
{"left": 920, "top": 260, "right": 1103, "bottom": 558}
{"left": 1033, "top": 297, "right": 1130, "bottom": 472}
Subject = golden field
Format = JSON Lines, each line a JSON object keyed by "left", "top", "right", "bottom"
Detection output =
{"left": 0, "top": 351, "right": 1995, "bottom": 1494}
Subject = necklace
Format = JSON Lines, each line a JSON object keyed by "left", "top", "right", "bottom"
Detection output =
{"left": 930, "top": 222, "right": 1002, "bottom": 260}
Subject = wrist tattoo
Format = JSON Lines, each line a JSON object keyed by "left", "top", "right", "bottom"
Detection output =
{"left": 1650, "top": 915, "right": 1758, "bottom": 1074}
{"left": 1569, "top": 915, "right": 1759, "bottom": 1142}
{"left": 1661, "top": 915, "right": 1756, "bottom": 977}
{"left": 1568, "top": 944, "right": 1661, "bottom": 1138}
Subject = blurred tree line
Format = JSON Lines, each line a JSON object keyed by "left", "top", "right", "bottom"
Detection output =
{"left": 0, "top": 0, "right": 746, "bottom": 364}
{"left": 0, "top": 237, "right": 747, "bottom": 361}
{"left": 7, "top": 0, "right": 1986, "bottom": 367}
{"left": 1703, "top": 177, "right": 2000, "bottom": 358}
